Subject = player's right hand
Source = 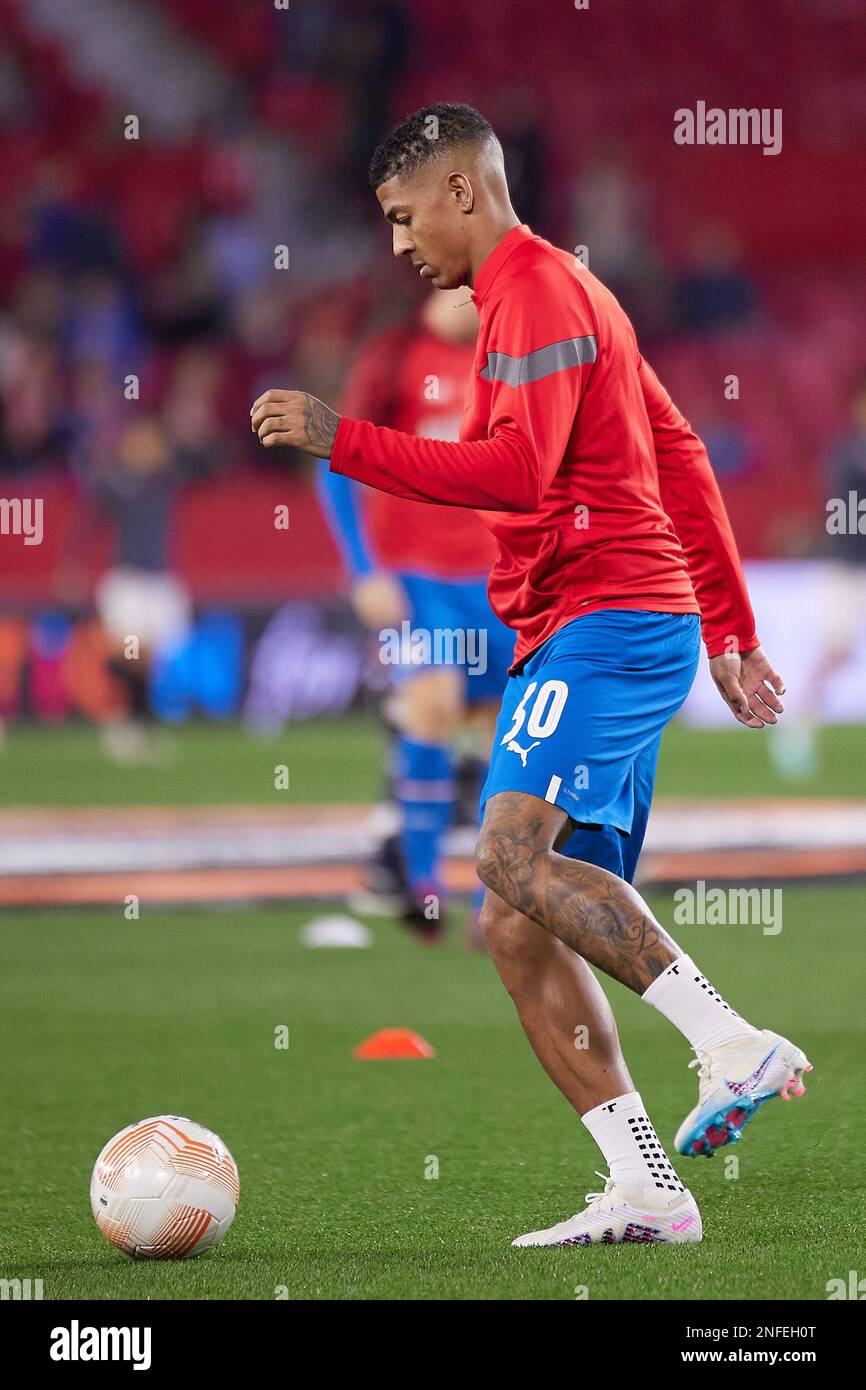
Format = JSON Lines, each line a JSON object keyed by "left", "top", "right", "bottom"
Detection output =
{"left": 351, "top": 573, "right": 407, "bottom": 630}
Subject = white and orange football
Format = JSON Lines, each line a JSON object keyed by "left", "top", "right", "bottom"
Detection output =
{"left": 90, "top": 1116, "right": 239, "bottom": 1259}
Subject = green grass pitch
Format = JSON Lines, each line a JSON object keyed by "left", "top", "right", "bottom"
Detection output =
{"left": 0, "top": 886, "right": 862, "bottom": 1300}
{"left": 2, "top": 717, "right": 866, "bottom": 806}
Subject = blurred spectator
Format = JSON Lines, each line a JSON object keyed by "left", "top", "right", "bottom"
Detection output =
{"left": 27, "top": 160, "right": 121, "bottom": 275}
{"left": 826, "top": 371, "right": 866, "bottom": 564}
{"left": 672, "top": 226, "right": 757, "bottom": 334}
{"left": 684, "top": 383, "right": 758, "bottom": 484}
{"left": 0, "top": 330, "right": 65, "bottom": 477}
{"left": 492, "top": 88, "right": 549, "bottom": 230}
{"left": 332, "top": 1, "right": 412, "bottom": 193}
{"left": 65, "top": 271, "right": 142, "bottom": 374}
{"left": 68, "top": 356, "right": 125, "bottom": 482}
{"left": 570, "top": 147, "right": 667, "bottom": 331}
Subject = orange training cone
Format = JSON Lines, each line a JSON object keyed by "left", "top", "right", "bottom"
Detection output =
{"left": 353, "top": 1028, "right": 436, "bottom": 1060}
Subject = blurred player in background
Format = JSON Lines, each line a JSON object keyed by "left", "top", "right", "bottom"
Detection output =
{"left": 252, "top": 104, "right": 813, "bottom": 1250}
{"left": 316, "top": 288, "right": 513, "bottom": 942}
{"left": 82, "top": 411, "right": 221, "bottom": 764}
{"left": 822, "top": 371, "right": 866, "bottom": 699}
{"left": 770, "top": 370, "right": 866, "bottom": 780}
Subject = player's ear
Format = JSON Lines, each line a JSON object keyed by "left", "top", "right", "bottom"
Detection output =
{"left": 449, "top": 172, "right": 474, "bottom": 213}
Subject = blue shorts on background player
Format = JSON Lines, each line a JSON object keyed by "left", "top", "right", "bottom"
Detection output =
{"left": 316, "top": 457, "right": 513, "bottom": 939}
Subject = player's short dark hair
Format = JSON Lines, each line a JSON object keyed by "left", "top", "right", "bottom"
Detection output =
{"left": 368, "top": 103, "right": 496, "bottom": 190}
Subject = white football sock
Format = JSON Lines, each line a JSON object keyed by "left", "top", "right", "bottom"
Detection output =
{"left": 582, "top": 1091, "right": 684, "bottom": 1197}
{"left": 642, "top": 954, "right": 760, "bottom": 1053}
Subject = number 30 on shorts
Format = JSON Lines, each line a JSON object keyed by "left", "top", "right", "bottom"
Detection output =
{"left": 500, "top": 679, "right": 569, "bottom": 745}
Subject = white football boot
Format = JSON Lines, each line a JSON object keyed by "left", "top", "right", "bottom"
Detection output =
{"left": 512, "top": 1174, "right": 702, "bottom": 1247}
{"left": 675, "top": 1028, "right": 812, "bottom": 1158}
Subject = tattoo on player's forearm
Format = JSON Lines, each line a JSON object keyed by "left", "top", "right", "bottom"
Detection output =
{"left": 480, "top": 798, "right": 677, "bottom": 992}
{"left": 303, "top": 396, "right": 340, "bottom": 453}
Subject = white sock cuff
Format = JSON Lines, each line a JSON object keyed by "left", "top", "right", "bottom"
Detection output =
{"left": 641, "top": 955, "right": 695, "bottom": 1004}
{"left": 581, "top": 1090, "right": 643, "bottom": 1131}
{"left": 642, "top": 953, "right": 758, "bottom": 1053}
{"left": 581, "top": 1089, "right": 684, "bottom": 1196}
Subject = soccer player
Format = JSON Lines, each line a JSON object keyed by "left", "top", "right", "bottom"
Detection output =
{"left": 316, "top": 287, "right": 513, "bottom": 940}
{"left": 251, "top": 104, "right": 812, "bottom": 1248}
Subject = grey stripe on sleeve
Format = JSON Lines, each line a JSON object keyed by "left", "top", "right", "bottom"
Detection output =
{"left": 480, "top": 335, "right": 598, "bottom": 387}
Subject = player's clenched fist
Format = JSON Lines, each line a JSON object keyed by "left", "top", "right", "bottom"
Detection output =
{"left": 250, "top": 389, "right": 341, "bottom": 458}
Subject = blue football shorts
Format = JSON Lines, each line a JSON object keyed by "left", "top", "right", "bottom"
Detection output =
{"left": 391, "top": 571, "right": 516, "bottom": 703}
{"left": 480, "top": 610, "right": 701, "bottom": 883}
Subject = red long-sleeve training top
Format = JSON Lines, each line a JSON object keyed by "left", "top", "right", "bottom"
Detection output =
{"left": 330, "top": 223, "right": 759, "bottom": 672}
